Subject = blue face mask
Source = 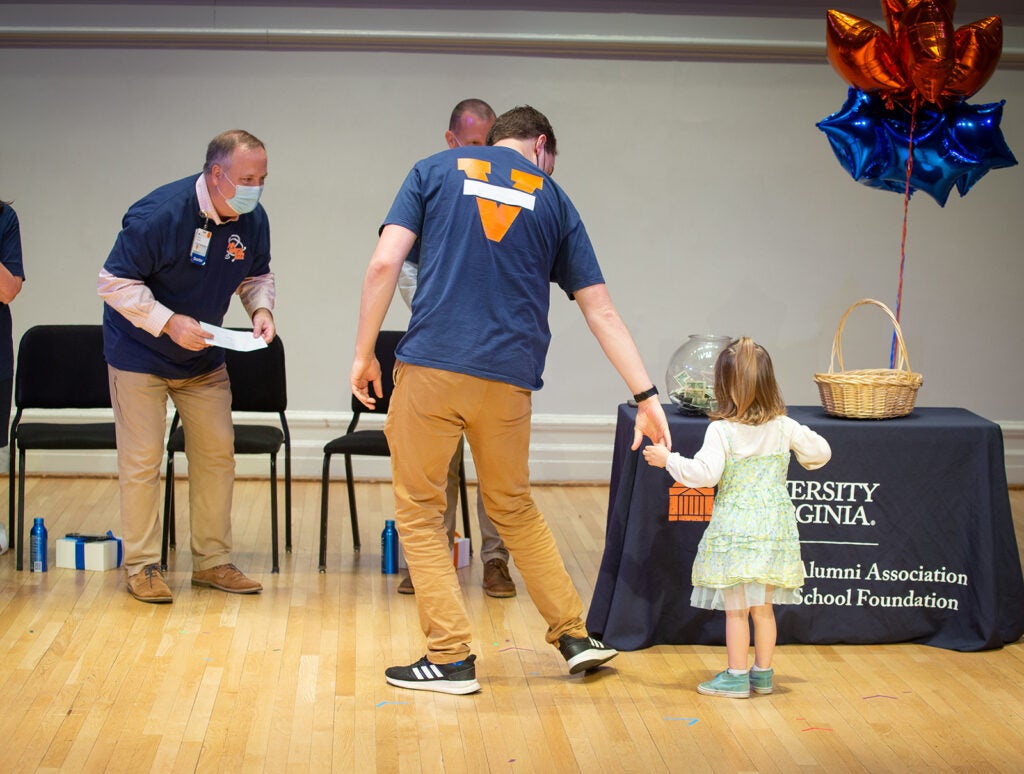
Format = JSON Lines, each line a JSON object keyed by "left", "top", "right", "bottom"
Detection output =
{"left": 220, "top": 172, "right": 263, "bottom": 215}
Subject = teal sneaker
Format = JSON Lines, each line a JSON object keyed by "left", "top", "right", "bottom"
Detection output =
{"left": 697, "top": 670, "right": 750, "bottom": 698}
{"left": 750, "top": 667, "right": 774, "bottom": 694}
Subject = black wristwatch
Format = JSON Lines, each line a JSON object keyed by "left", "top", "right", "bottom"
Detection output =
{"left": 632, "top": 385, "right": 659, "bottom": 403}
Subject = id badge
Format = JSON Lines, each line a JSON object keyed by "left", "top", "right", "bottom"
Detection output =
{"left": 190, "top": 228, "right": 212, "bottom": 265}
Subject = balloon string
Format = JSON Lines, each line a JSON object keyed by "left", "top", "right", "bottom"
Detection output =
{"left": 892, "top": 98, "right": 918, "bottom": 368}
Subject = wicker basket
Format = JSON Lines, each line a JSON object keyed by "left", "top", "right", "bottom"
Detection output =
{"left": 814, "top": 298, "right": 923, "bottom": 419}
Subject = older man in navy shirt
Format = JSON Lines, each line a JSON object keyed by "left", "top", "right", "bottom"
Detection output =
{"left": 99, "top": 129, "right": 275, "bottom": 603}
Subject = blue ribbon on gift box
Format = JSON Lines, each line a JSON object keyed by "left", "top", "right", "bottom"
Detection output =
{"left": 108, "top": 530, "right": 124, "bottom": 567}
{"left": 66, "top": 531, "right": 123, "bottom": 569}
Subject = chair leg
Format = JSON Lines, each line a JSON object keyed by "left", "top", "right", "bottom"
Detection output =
{"left": 269, "top": 454, "right": 279, "bottom": 574}
{"left": 16, "top": 448, "right": 26, "bottom": 571}
{"left": 161, "top": 453, "right": 175, "bottom": 571}
{"left": 169, "top": 477, "right": 177, "bottom": 549}
{"left": 284, "top": 440, "right": 292, "bottom": 553}
{"left": 344, "top": 455, "right": 360, "bottom": 552}
{"left": 319, "top": 453, "right": 331, "bottom": 573}
{"left": 458, "top": 441, "right": 472, "bottom": 555}
{"left": 8, "top": 440, "right": 15, "bottom": 552}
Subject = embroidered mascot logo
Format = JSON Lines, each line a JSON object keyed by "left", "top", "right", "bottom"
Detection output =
{"left": 225, "top": 235, "right": 247, "bottom": 262}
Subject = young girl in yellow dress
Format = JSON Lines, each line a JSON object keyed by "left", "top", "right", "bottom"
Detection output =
{"left": 643, "top": 337, "right": 831, "bottom": 698}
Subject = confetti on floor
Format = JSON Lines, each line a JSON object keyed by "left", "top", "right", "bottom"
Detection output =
{"left": 797, "top": 717, "right": 833, "bottom": 732}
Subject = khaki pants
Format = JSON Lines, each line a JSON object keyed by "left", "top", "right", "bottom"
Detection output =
{"left": 441, "top": 444, "right": 508, "bottom": 565}
{"left": 385, "top": 362, "right": 587, "bottom": 663}
{"left": 108, "top": 364, "right": 235, "bottom": 575}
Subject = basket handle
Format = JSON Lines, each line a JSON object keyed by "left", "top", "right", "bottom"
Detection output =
{"left": 827, "top": 298, "right": 914, "bottom": 375}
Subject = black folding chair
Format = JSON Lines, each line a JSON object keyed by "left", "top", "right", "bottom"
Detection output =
{"left": 9, "top": 325, "right": 117, "bottom": 570}
{"left": 318, "top": 330, "right": 471, "bottom": 571}
{"left": 161, "top": 333, "right": 290, "bottom": 573}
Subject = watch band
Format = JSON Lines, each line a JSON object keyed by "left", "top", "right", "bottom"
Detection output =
{"left": 632, "top": 385, "right": 659, "bottom": 403}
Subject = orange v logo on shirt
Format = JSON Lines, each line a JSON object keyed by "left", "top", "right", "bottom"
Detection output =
{"left": 459, "top": 158, "right": 544, "bottom": 242}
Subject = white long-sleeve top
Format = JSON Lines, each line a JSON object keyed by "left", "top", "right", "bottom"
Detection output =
{"left": 664, "top": 415, "right": 832, "bottom": 488}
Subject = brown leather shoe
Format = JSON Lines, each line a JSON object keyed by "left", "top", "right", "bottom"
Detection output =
{"left": 397, "top": 574, "right": 415, "bottom": 595}
{"left": 191, "top": 563, "right": 262, "bottom": 594}
{"left": 127, "top": 564, "right": 173, "bottom": 604}
{"left": 482, "top": 558, "right": 516, "bottom": 598}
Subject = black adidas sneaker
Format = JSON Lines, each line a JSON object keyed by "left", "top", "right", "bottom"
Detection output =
{"left": 384, "top": 654, "right": 481, "bottom": 695}
{"left": 558, "top": 634, "right": 618, "bottom": 674}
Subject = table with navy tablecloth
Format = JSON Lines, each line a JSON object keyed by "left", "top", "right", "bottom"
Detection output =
{"left": 586, "top": 404, "right": 1024, "bottom": 652}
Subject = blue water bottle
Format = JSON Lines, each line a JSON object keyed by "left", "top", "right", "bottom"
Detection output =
{"left": 30, "top": 517, "right": 48, "bottom": 573}
{"left": 381, "top": 519, "right": 399, "bottom": 574}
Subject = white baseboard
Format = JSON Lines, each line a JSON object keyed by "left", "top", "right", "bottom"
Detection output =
{"left": 7, "top": 409, "right": 620, "bottom": 483}
{"left": 1002, "top": 422, "right": 1024, "bottom": 488}
{"left": 10, "top": 410, "right": 1024, "bottom": 487}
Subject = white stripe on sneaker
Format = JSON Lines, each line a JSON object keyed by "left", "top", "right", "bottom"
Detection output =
{"left": 412, "top": 664, "right": 444, "bottom": 680}
{"left": 564, "top": 639, "right": 618, "bottom": 674}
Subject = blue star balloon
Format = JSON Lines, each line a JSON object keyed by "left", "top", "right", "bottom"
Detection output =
{"left": 817, "top": 87, "right": 1018, "bottom": 206}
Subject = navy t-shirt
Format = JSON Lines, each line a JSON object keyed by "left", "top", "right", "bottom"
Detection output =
{"left": 0, "top": 203, "right": 26, "bottom": 381}
{"left": 102, "top": 175, "right": 271, "bottom": 379}
{"left": 384, "top": 146, "right": 604, "bottom": 391}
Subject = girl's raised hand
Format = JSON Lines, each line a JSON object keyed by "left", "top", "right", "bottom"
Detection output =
{"left": 642, "top": 443, "right": 669, "bottom": 468}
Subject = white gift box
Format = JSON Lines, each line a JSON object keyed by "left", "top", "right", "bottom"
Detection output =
{"left": 399, "top": 535, "right": 471, "bottom": 570}
{"left": 451, "top": 536, "right": 470, "bottom": 569}
{"left": 56, "top": 532, "right": 124, "bottom": 571}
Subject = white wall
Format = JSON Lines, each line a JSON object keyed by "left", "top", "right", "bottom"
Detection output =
{"left": 2, "top": 3, "right": 1022, "bottom": 482}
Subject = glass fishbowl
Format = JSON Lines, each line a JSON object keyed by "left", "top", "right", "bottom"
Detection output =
{"left": 665, "top": 334, "right": 733, "bottom": 416}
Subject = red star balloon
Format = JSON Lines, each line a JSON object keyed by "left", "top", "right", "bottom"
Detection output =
{"left": 896, "top": 0, "right": 955, "bottom": 104}
{"left": 827, "top": 10, "right": 908, "bottom": 95}
{"left": 826, "top": 1, "right": 1003, "bottom": 107}
{"left": 945, "top": 16, "right": 1003, "bottom": 100}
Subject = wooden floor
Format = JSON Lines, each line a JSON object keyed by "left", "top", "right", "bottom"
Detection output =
{"left": 0, "top": 477, "right": 1022, "bottom": 773}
